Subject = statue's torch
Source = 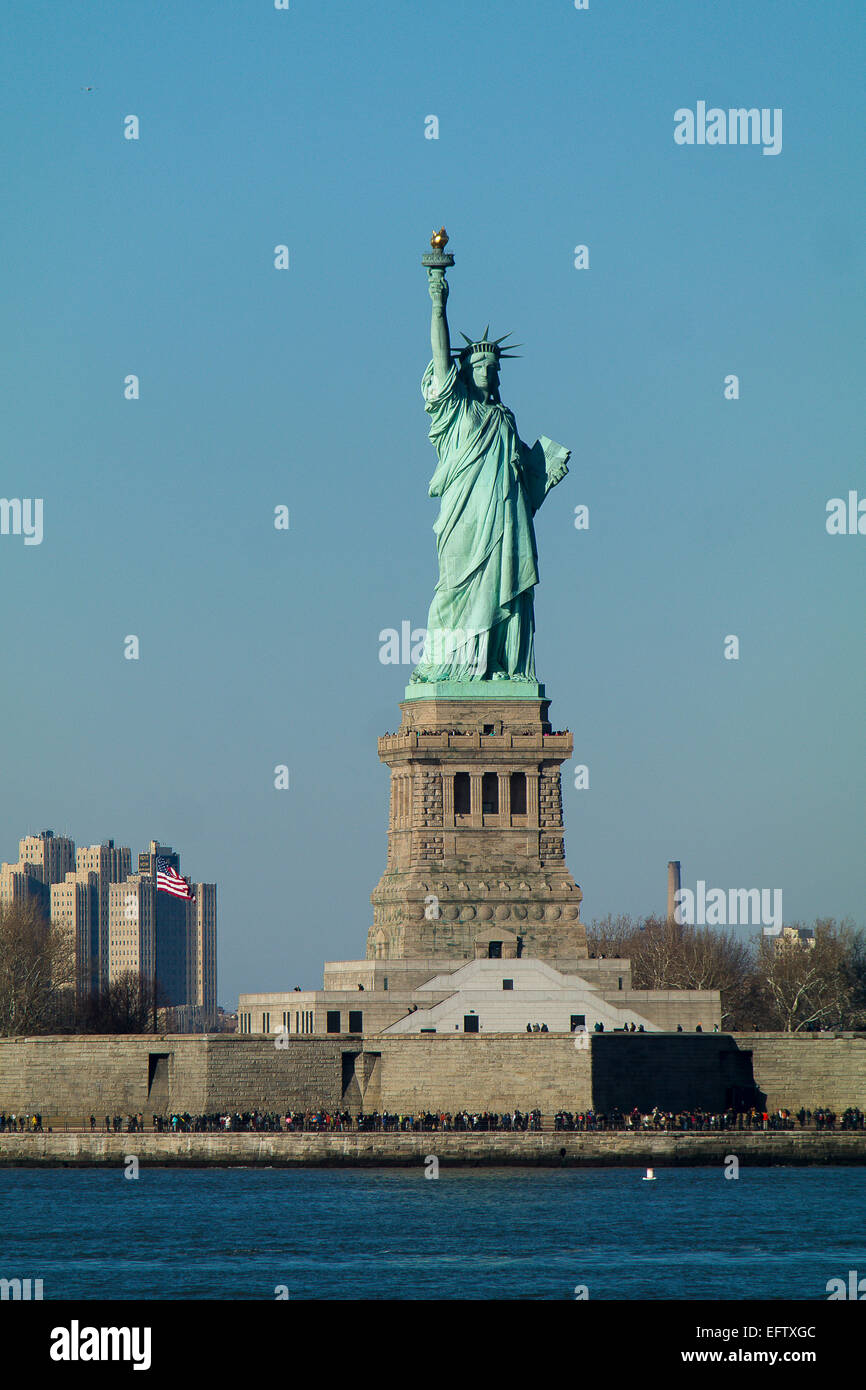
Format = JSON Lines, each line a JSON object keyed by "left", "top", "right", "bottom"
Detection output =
{"left": 422, "top": 227, "right": 454, "bottom": 293}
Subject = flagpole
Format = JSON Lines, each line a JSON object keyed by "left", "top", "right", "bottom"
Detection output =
{"left": 152, "top": 856, "right": 195, "bottom": 1036}
{"left": 152, "top": 853, "right": 158, "bottom": 1035}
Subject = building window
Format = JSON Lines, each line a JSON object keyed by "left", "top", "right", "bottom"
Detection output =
{"left": 502, "top": 979, "right": 513, "bottom": 990}
{"left": 348, "top": 1010, "right": 362, "bottom": 1034}
{"left": 454, "top": 772, "right": 471, "bottom": 815}
{"left": 481, "top": 772, "right": 498, "bottom": 813}
{"left": 510, "top": 772, "right": 527, "bottom": 815}
{"left": 488, "top": 941, "right": 502, "bottom": 959}
{"left": 326, "top": 1010, "right": 341, "bottom": 1034}
{"left": 262, "top": 1012, "right": 270, "bottom": 1033}
{"left": 618, "top": 977, "right": 623, "bottom": 991}
{"left": 463, "top": 1014, "right": 479, "bottom": 1033}
{"left": 383, "top": 977, "right": 389, "bottom": 990}
{"left": 570, "top": 1014, "right": 586, "bottom": 1032}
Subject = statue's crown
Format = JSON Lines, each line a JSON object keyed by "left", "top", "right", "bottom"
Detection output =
{"left": 453, "top": 327, "right": 521, "bottom": 364}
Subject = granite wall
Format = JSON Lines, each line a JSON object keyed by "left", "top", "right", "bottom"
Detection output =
{"left": 0, "top": 1031, "right": 864, "bottom": 1123}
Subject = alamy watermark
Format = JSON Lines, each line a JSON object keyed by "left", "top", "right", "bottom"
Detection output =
{"left": 826, "top": 491, "right": 866, "bottom": 535}
{"left": 50, "top": 1323, "right": 151, "bottom": 1370}
{"left": 379, "top": 621, "right": 488, "bottom": 677}
{"left": 674, "top": 103, "right": 782, "bottom": 156}
{"left": 0, "top": 498, "right": 43, "bottom": 545}
{"left": 0, "top": 1276, "right": 43, "bottom": 1300}
{"left": 674, "top": 880, "right": 783, "bottom": 934}
{"left": 827, "top": 1270, "right": 866, "bottom": 1299}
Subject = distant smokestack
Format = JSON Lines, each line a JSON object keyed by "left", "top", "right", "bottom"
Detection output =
{"left": 667, "top": 861, "right": 681, "bottom": 921}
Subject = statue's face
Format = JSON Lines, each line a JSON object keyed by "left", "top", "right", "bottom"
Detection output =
{"left": 469, "top": 355, "right": 499, "bottom": 396}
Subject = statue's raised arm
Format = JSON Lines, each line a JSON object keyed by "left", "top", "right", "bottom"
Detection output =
{"left": 423, "top": 228, "right": 455, "bottom": 391}
{"left": 428, "top": 270, "right": 451, "bottom": 390}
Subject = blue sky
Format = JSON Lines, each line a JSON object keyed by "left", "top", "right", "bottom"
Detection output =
{"left": 1, "top": 0, "right": 863, "bottom": 1005}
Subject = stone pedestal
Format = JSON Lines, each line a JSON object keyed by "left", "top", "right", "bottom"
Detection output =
{"left": 367, "top": 691, "right": 585, "bottom": 962}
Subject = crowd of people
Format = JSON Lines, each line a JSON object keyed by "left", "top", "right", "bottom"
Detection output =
{"left": 154, "top": 1108, "right": 544, "bottom": 1133}
{"left": 552, "top": 1105, "right": 866, "bottom": 1132}
{"left": 350, "top": 1109, "right": 543, "bottom": 1132}
{"left": 554, "top": 1106, "right": 804, "bottom": 1132}
{"left": 154, "top": 1112, "right": 285, "bottom": 1133}
{"left": 0, "top": 1113, "right": 43, "bottom": 1132}
{"left": 91, "top": 1105, "right": 866, "bottom": 1134}
{"left": 2, "top": 1104, "right": 864, "bottom": 1135}
{"left": 92, "top": 1115, "right": 145, "bottom": 1133}
{"left": 147, "top": 1105, "right": 862, "bottom": 1135}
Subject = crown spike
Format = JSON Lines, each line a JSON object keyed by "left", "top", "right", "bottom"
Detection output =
{"left": 453, "top": 328, "right": 522, "bottom": 364}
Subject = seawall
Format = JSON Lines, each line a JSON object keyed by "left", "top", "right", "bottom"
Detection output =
{"left": 0, "top": 1132, "right": 864, "bottom": 1167}
{"left": 1, "top": 1031, "right": 866, "bottom": 1120}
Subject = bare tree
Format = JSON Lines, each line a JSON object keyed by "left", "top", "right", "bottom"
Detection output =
{"left": 76, "top": 970, "right": 159, "bottom": 1033}
{"left": 843, "top": 926, "right": 866, "bottom": 1022}
{"left": 586, "top": 914, "right": 644, "bottom": 958}
{"left": 632, "top": 916, "right": 755, "bottom": 1027}
{"left": 756, "top": 920, "right": 865, "bottom": 1032}
{"left": 0, "top": 901, "right": 75, "bottom": 1035}
{"left": 588, "top": 913, "right": 762, "bottom": 1029}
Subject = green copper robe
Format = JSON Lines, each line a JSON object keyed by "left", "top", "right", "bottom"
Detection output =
{"left": 411, "top": 360, "right": 569, "bottom": 683}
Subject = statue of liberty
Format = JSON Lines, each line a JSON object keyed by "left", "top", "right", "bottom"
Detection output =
{"left": 410, "top": 230, "right": 570, "bottom": 688}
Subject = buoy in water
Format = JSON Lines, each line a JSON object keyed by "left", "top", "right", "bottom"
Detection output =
{"left": 642, "top": 1167, "right": 656, "bottom": 1181}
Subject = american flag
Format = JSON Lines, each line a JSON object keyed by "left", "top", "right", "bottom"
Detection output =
{"left": 155, "top": 857, "right": 195, "bottom": 901}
